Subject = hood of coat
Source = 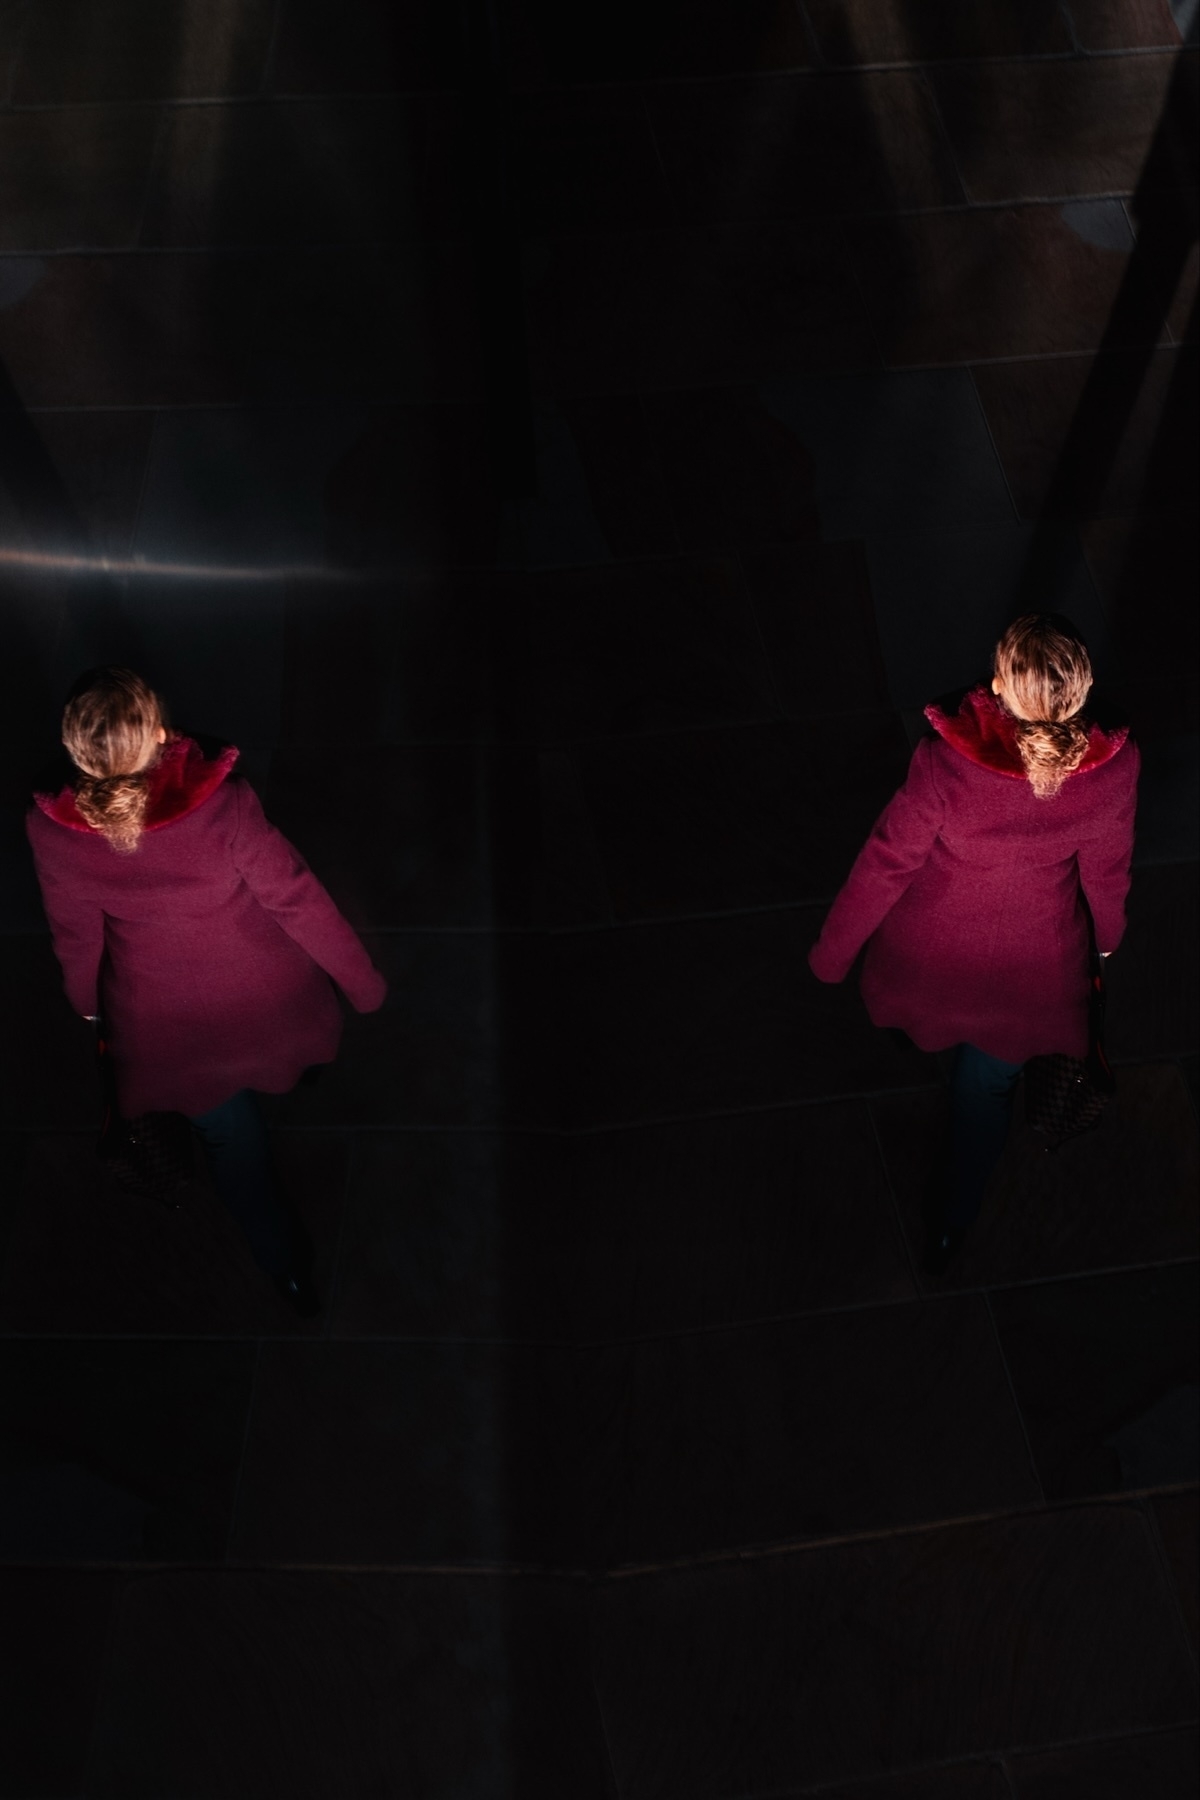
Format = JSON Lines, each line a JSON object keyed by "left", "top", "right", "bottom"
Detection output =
{"left": 924, "top": 684, "right": 1129, "bottom": 779}
{"left": 33, "top": 734, "right": 240, "bottom": 833}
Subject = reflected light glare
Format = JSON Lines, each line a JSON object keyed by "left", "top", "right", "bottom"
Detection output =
{"left": 0, "top": 547, "right": 388, "bottom": 584}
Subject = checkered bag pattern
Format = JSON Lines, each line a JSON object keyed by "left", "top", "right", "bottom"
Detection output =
{"left": 95, "top": 1026, "right": 193, "bottom": 1206}
{"left": 1024, "top": 955, "right": 1116, "bottom": 1152}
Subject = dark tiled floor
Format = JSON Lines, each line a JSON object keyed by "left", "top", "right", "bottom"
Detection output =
{"left": 1, "top": 3, "right": 1196, "bottom": 1795}
{"left": 590, "top": 1508, "right": 1195, "bottom": 1797}
{"left": 86, "top": 1572, "right": 611, "bottom": 1800}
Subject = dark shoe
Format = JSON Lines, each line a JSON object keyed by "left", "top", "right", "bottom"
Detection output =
{"left": 273, "top": 1269, "right": 321, "bottom": 1318}
{"left": 921, "top": 1223, "right": 968, "bottom": 1277}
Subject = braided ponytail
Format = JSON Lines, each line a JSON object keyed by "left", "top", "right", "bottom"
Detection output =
{"left": 61, "top": 667, "right": 168, "bottom": 854}
{"left": 992, "top": 615, "right": 1094, "bottom": 800}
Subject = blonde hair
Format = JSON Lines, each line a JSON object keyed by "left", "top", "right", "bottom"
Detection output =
{"left": 61, "top": 667, "right": 169, "bottom": 854}
{"left": 993, "top": 615, "right": 1093, "bottom": 800}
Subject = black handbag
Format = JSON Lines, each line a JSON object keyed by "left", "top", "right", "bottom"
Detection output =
{"left": 1024, "top": 951, "right": 1117, "bottom": 1151}
{"left": 95, "top": 1023, "right": 193, "bottom": 1207}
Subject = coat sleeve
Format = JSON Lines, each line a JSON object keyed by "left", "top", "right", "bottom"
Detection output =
{"left": 229, "top": 781, "right": 388, "bottom": 1012}
{"left": 808, "top": 738, "right": 945, "bottom": 983}
{"left": 1076, "top": 739, "right": 1140, "bottom": 954}
{"left": 25, "top": 812, "right": 104, "bottom": 1016}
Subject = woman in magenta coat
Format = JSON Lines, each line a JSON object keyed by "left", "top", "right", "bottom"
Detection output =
{"left": 26, "top": 666, "right": 388, "bottom": 1313}
{"left": 808, "top": 614, "right": 1139, "bottom": 1272}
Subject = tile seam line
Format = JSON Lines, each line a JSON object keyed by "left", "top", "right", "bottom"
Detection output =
{"left": 1, "top": 191, "right": 1175, "bottom": 254}
{"left": 728, "top": 1723, "right": 1199, "bottom": 1800}
{"left": 601, "top": 1486, "right": 1200, "bottom": 1578}
{"left": 4, "top": 1489, "right": 1195, "bottom": 1580}
{"left": 2, "top": 44, "right": 1191, "bottom": 115}
{"left": 984, "top": 1286, "right": 1047, "bottom": 1505}
{"left": 4, "top": 1257, "right": 1196, "bottom": 1343}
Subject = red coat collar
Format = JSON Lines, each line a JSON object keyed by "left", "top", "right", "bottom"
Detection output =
{"left": 924, "top": 685, "right": 1128, "bottom": 779}
{"left": 34, "top": 734, "right": 240, "bottom": 833}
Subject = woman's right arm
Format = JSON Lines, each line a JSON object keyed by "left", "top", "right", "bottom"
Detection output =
{"left": 808, "top": 738, "right": 945, "bottom": 983}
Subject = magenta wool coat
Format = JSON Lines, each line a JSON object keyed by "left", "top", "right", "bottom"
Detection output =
{"left": 808, "top": 686, "right": 1139, "bottom": 1063}
{"left": 27, "top": 735, "right": 388, "bottom": 1116}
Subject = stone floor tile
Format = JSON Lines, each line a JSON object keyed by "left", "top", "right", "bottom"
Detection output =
{"left": 551, "top": 908, "right": 937, "bottom": 1127}
{"left": 510, "top": 87, "right": 677, "bottom": 235}
{"left": 1183, "top": 1054, "right": 1200, "bottom": 1111}
{"left": 1131, "top": 734, "right": 1200, "bottom": 865}
{"left": 0, "top": 1130, "right": 349, "bottom": 1337}
{"left": 86, "top": 1571, "right": 610, "bottom": 1800}
{"left": 0, "top": 107, "right": 161, "bottom": 253}
{"left": 229, "top": 1340, "right": 591, "bottom": 1566}
{"left": 541, "top": 748, "right": 612, "bottom": 925}
{"left": 1079, "top": 511, "right": 1199, "bottom": 734}
{"left": 372, "top": 238, "right": 485, "bottom": 403}
{"left": 499, "top": 558, "right": 777, "bottom": 742}
{"left": 1103, "top": 862, "right": 1198, "bottom": 1061}
{"left": 989, "top": 1263, "right": 1199, "bottom": 1499}
{"left": 0, "top": 1338, "right": 255, "bottom": 1561}
{"left": 328, "top": 1130, "right": 575, "bottom": 1342}
{"left": 12, "top": 0, "right": 276, "bottom": 102}
{"left": 848, "top": 205, "right": 1143, "bottom": 364}
{"left": 639, "top": 385, "right": 822, "bottom": 550}
{"left": 589, "top": 1507, "right": 1195, "bottom": 1797}
{"left": 804, "top": 0, "right": 1071, "bottom": 61}
{"left": 259, "top": 930, "right": 549, "bottom": 1130}
{"left": 973, "top": 348, "right": 1195, "bottom": 521}
{"left": 864, "top": 523, "right": 1109, "bottom": 710}
{"left": 933, "top": 53, "right": 1188, "bottom": 202}
{"left": 331, "top": 1103, "right": 914, "bottom": 1344}
{"left": 142, "top": 96, "right": 464, "bottom": 251}
{"left": 523, "top": 223, "right": 878, "bottom": 394}
{"left": 0, "top": 249, "right": 402, "bottom": 407}
{"left": 551, "top": 393, "right": 679, "bottom": 558}
{"left": 263, "top": 741, "right": 491, "bottom": 930}
{"left": 529, "top": 0, "right": 812, "bottom": 81}
{"left": 279, "top": 574, "right": 520, "bottom": 747}
{"left": 0, "top": 0, "right": 29, "bottom": 100}
{"left": 644, "top": 72, "right": 962, "bottom": 222}
{"left": 1008, "top": 1724, "right": 1199, "bottom": 1799}
{"left": 742, "top": 541, "right": 890, "bottom": 715}
{"left": 589, "top": 1297, "right": 1038, "bottom": 1566}
{"left": 499, "top": 395, "right": 636, "bottom": 568}
{"left": 871, "top": 1062, "right": 1199, "bottom": 1290}
{"left": 320, "top": 402, "right": 501, "bottom": 569}
{"left": 1068, "top": 0, "right": 1189, "bottom": 48}
{"left": 273, "top": 0, "right": 462, "bottom": 93}
{"left": 572, "top": 714, "right": 911, "bottom": 917}
{"left": 758, "top": 369, "right": 1014, "bottom": 537}
{"left": 0, "top": 407, "right": 155, "bottom": 567}
{"left": 0, "top": 1569, "right": 119, "bottom": 1800}
{"left": 1152, "top": 1488, "right": 1200, "bottom": 1650}
{"left": 574, "top": 1100, "right": 917, "bottom": 1336}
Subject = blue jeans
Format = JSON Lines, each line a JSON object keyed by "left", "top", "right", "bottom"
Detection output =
{"left": 943, "top": 1044, "right": 1024, "bottom": 1229}
{"left": 188, "top": 1090, "right": 296, "bottom": 1277}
